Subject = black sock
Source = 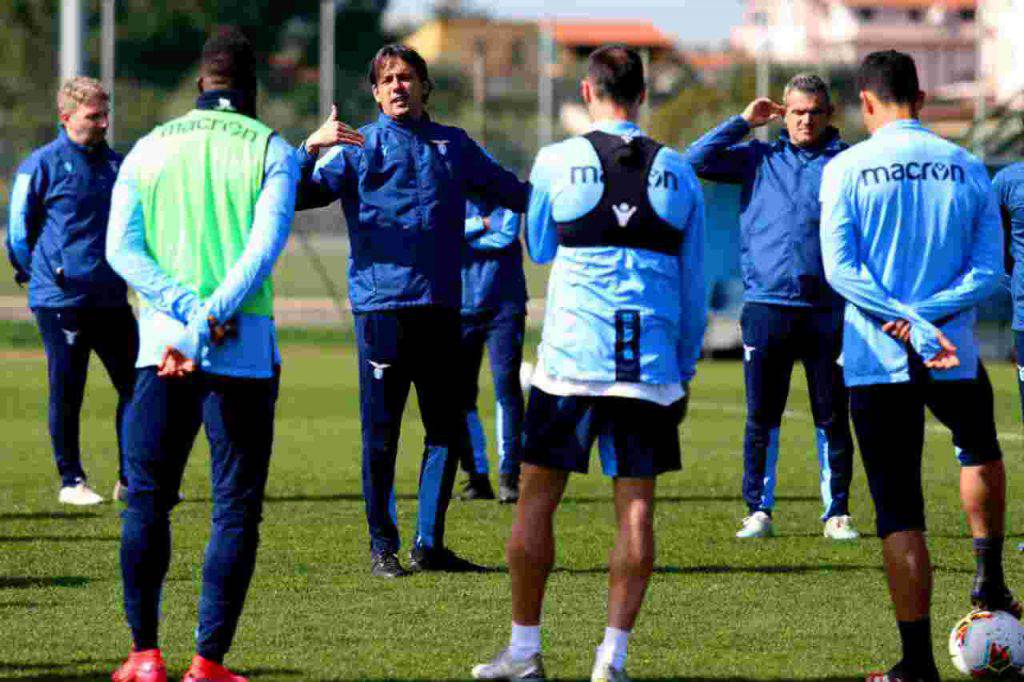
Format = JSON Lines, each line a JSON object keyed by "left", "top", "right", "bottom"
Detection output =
{"left": 897, "top": 618, "right": 936, "bottom": 675}
{"left": 973, "top": 536, "right": 1005, "bottom": 592}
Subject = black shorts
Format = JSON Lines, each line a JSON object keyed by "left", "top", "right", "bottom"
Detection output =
{"left": 522, "top": 387, "right": 685, "bottom": 478}
{"left": 850, "top": 360, "right": 1001, "bottom": 538}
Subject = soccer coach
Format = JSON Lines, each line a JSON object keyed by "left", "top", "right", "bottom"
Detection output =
{"left": 684, "top": 74, "right": 856, "bottom": 541}
{"left": 295, "top": 45, "right": 530, "bottom": 577}
{"left": 5, "top": 77, "right": 138, "bottom": 506}
{"left": 820, "top": 50, "right": 1016, "bottom": 682}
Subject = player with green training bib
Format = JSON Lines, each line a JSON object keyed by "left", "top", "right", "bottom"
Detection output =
{"left": 104, "top": 28, "right": 312, "bottom": 682}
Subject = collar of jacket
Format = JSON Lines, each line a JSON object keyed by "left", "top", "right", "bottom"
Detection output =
{"left": 777, "top": 126, "right": 844, "bottom": 154}
{"left": 590, "top": 118, "right": 643, "bottom": 137}
{"left": 873, "top": 118, "right": 924, "bottom": 136}
{"left": 196, "top": 89, "right": 256, "bottom": 117}
{"left": 58, "top": 127, "right": 110, "bottom": 157}
{"left": 377, "top": 110, "right": 433, "bottom": 132}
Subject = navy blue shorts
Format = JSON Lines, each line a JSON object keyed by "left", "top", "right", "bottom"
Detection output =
{"left": 522, "top": 387, "right": 685, "bottom": 478}
{"left": 850, "top": 359, "right": 1001, "bottom": 538}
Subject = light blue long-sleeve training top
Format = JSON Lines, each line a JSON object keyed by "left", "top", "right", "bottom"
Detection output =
{"left": 106, "top": 132, "right": 298, "bottom": 379}
{"left": 527, "top": 119, "right": 707, "bottom": 391}
{"left": 819, "top": 119, "right": 1003, "bottom": 387}
{"left": 993, "top": 162, "right": 1024, "bottom": 331}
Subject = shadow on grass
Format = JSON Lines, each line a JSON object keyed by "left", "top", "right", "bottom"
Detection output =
{"left": 0, "top": 535, "right": 118, "bottom": 544}
{"left": 554, "top": 563, "right": 882, "bottom": 576}
{"left": 263, "top": 492, "right": 417, "bottom": 504}
{"left": 560, "top": 495, "right": 817, "bottom": 505}
{"left": 0, "top": 665, "right": 300, "bottom": 682}
{"left": 320, "top": 677, "right": 864, "bottom": 681}
{"left": 0, "top": 511, "right": 99, "bottom": 521}
{"left": 0, "top": 601, "right": 43, "bottom": 609}
{"left": 0, "top": 576, "right": 89, "bottom": 589}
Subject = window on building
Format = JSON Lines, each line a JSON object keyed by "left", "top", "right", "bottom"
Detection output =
{"left": 958, "top": 8, "right": 975, "bottom": 20}
{"left": 908, "top": 9, "right": 922, "bottom": 21}
{"left": 752, "top": 11, "right": 767, "bottom": 25}
{"left": 857, "top": 8, "right": 875, "bottom": 20}
{"left": 510, "top": 39, "right": 525, "bottom": 67}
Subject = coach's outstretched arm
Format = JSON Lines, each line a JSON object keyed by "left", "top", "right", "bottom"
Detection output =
{"left": 819, "top": 158, "right": 946, "bottom": 362}
{"left": 463, "top": 135, "right": 530, "bottom": 214}
{"left": 907, "top": 169, "right": 1004, "bottom": 321}
{"left": 294, "top": 105, "right": 365, "bottom": 210}
{"left": 678, "top": 177, "right": 708, "bottom": 386}
{"left": 683, "top": 98, "right": 781, "bottom": 183}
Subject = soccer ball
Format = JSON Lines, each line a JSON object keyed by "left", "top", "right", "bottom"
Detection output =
{"left": 948, "top": 609, "right": 1024, "bottom": 677}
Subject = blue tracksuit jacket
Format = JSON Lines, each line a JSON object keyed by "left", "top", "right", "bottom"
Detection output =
{"left": 295, "top": 112, "right": 529, "bottom": 313}
{"left": 684, "top": 115, "right": 847, "bottom": 308}
{"left": 462, "top": 202, "right": 527, "bottom": 314}
{"left": 820, "top": 119, "right": 1003, "bottom": 387}
{"left": 993, "top": 162, "right": 1024, "bottom": 331}
{"left": 527, "top": 119, "right": 707, "bottom": 386}
{"left": 6, "top": 129, "right": 127, "bottom": 308}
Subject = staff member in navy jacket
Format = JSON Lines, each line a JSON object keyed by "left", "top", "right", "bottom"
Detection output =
{"left": 296, "top": 45, "right": 530, "bottom": 578}
{"left": 684, "top": 73, "right": 857, "bottom": 540}
{"left": 5, "top": 77, "right": 138, "bottom": 506}
{"left": 457, "top": 201, "right": 528, "bottom": 504}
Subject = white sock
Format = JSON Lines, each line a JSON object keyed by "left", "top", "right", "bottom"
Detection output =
{"left": 595, "top": 627, "right": 630, "bottom": 670}
{"left": 509, "top": 623, "right": 541, "bottom": 660}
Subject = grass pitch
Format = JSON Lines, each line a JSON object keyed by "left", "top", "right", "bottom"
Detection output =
{"left": 0, "top": 321, "right": 1022, "bottom": 681}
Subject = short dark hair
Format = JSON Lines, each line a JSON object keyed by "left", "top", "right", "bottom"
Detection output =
{"left": 201, "top": 25, "right": 256, "bottom": 89}
{"left": 586, "top": 44, "right": 645, "bottom": 107}
{"left": 368, "top": 44, "right": 433, "bottom": 101}
{"left": 856, "top": 50, "right": 920, "bottom": 105}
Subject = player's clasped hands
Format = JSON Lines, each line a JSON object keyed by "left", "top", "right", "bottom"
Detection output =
{"left": 305, "top": 104, "right": 365, "bottom": 153}
{"left": 157, "top": 346, "right": 196, "bottom": 379}
{"left": 882, "top": 318, "right": 960, "bottom": 369}
{"left": 741, "top": 97, "right": 787, "bottom": 128}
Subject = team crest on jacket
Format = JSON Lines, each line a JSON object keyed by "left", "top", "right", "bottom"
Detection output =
{"left": 430, "top": 139, "right": 449, "bottom": 155}
{"left": 369, "top": 360, "right": 391, "bottom": 380}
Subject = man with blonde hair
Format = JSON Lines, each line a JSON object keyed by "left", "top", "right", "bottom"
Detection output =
{"left": 6, "top": 76, "right": 138, "bottom": 506}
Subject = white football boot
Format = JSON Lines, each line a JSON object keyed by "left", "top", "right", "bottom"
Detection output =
{"left": 58, "top": 482, "right": 104, "bottom": 506}
{"left": 735, "top": 511, "right": 773, "bottom": 538}
{"left": 472, "top": 648, "right": 546, "bottom": 681}
{"left": 823, "top": 515, "right": 860, "bottom": 540}
{"left": 591, "top": 661, "right": 631, "bottom": 682}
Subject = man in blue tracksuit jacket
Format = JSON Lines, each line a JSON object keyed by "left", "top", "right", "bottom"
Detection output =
{"left": 5, "top": 77, "right": 138, "bottom": 506}
{"left": 295, "top": 44, "right": 529, "bottom": 578}
{"left": 684, "top": 73, "right": 857, "bottom": 540}
{"left": 473, "top": 45, "right": 706, "bottom": 682}
{"left": 820, "top": 50, "right": 1016, "bottom": 682}
{"left": 993, "top": 162, "right": 1024, "bottom": 417}
{"left": 457, "top": 200, "right": 528, "bottom": 503}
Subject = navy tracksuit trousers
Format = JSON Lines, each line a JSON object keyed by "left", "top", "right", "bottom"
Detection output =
{"left": 354, "top": 306, "right": 468, "bottom": 555}
{"left": 458, "top": 307, "right": 525, "bottom": 478}
{"left": 34, "top": 306, "right": 138, "bottom": 487}
{"left": 740, "top": 303, "right": 854, "bottom": 519}
{"left": 120, "top": 367, "right": 278, "bottom": 662}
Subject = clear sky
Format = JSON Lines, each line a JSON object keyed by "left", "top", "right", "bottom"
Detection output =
{"left": 383, "top": 0, "right": 745, "bottom": 45}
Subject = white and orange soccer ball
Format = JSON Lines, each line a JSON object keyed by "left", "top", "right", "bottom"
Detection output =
{"left": 948, "top": 609, "right": 1024, "bottom": 677}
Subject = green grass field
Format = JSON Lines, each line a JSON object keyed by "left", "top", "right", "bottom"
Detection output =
{"left": 1, "top": 320, "right": 1023, "bottom": 681}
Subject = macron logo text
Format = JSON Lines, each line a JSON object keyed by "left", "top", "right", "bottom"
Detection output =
{"left": 860, "top": 162, "right": 965, "bottom": 186}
